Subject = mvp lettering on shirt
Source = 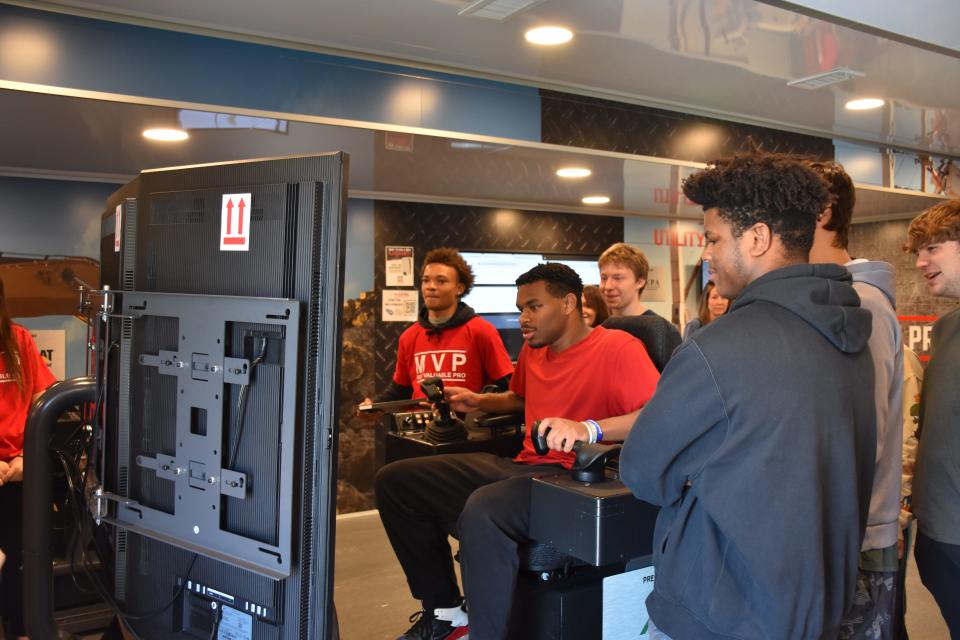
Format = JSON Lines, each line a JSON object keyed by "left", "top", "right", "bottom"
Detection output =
{"left": 414, "top": 349, "right": 469, "bottom": 382}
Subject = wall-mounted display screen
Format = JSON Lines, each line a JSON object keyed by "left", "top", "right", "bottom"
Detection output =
{"left": 461, "top": 252, "right": 600, "bottom": 315}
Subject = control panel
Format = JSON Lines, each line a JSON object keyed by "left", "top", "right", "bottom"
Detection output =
{"left": 392, "top": 409, "right": 436, "bottom": 433}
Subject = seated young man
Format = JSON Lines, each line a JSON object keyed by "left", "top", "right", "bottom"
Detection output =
{"left": 366, "top": 247, "right": 513, "bottom": 404}
{"left": 375, "top": 263, "right": 660, "bottom": 640}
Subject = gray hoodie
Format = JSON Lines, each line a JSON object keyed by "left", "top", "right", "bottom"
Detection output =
{"left": 621, "top": 263, "right": 876, "bottom": 640}
{"left": 847, "top": 260, "right": 903, "bottom": 553}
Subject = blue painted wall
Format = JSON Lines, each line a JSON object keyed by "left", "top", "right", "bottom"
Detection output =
{"left": 0, "top": 4, "right": 541, "bottom": 142}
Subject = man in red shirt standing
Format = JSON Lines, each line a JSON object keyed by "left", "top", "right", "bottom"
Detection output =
{"left": 366, "top": 248, "right": 513, "bottom": 404}
{"left": 375, "top": 263, "right": 660, "bottom": 640}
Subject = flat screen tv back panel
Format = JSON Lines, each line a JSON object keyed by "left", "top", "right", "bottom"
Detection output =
{"left": 100, "top": 153, "right": 348, "bottom": 639}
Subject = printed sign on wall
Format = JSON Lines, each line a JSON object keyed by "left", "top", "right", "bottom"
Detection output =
{"left": 386, "top": 246, "right": 415, "bottom": 287}
{"left": 30, "top": 330, "right": 66, "bottom": 380}
{"left": 643, "top": 265, "right": 668, "bottom": 302}
{"left": 382, "top": 289, "right": 418, "bottom": 323}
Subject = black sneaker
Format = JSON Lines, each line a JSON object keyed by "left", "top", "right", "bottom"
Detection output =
{"left": 398, "top": 608, "right": 469, "bottom": 640}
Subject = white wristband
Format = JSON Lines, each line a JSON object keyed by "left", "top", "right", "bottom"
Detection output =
{"left": 581, "top": 420, "right": 598, "bottom": 444}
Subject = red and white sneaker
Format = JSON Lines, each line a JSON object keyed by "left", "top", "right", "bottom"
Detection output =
{"left": 398, "top": 604, "right": 469, "bottom": 640}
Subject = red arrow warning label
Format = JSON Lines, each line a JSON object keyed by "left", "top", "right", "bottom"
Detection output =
{"left": 221, "top": 193, "right": 252, "bottom": 251}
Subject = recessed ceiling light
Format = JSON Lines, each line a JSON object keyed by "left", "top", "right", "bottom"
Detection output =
{"left": 844, "top": 98, "right": 885, "bottom": 111}
{"left": 525, "top": 26, "right": 573, "bottom": 46}
{"left": 582, "top": 195, "right": 610, "bottom": 205}
{"left": 556, "top": 167, "right": 591, "bottom": 178}
{"left": 143, "top": 128, "right": 189, "bottom": 141}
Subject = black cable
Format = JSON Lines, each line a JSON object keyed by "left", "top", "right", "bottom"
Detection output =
{"left": 52, "top": 443, "right": 198, "bottom": 638}
{"left": 208, "top": 604, "right": 223, "bottom": 640}
{"left": 228, "top": 336, "right": 268, "bottom": 469}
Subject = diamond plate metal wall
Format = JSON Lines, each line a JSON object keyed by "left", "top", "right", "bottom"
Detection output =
{"left": 373, "top": 201, "right": 623, "bottom": 391}
{"left": 540, "top": 90, "right": 835, "bottom": 162}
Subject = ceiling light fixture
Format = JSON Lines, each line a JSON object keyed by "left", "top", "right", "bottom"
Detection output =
{"left": 582, "top": 195, "right": 610, "bottom": 205}
{"left": 844, "top": 98, "right": 885, "bottom": 111}
{"left": 556, "top": 167, "right": 591, "bottom": 178}
{"left": 525, "top": 26, "right": 573, "bottom": 46}
{"left": 143, "top": 128, "right": 189, "bottom": 142}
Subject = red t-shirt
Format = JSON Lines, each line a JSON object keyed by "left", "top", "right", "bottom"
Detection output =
{"left": 394, "top": 317, "right": 514, "bottom": 399}
{"left": 1, "top": 324, "right": 57, "bottom": 459}
{"left": 511, "top": 326, "right": 659, "bottom": 468}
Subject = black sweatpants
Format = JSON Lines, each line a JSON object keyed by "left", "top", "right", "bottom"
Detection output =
{"left": 375, "top": 453, "right": 561, "bottom": 640}
{"left": 914, "top": 531, "right": 960, "bottom": 639}
{"left": 0, "top": 482, "right": 25, "bottom": 638}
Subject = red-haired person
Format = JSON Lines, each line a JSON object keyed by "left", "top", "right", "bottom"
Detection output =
{"left": 904, "top": 199, "right": 960, "bottom": 638}
{"left": 0, "top": 278, "right": 56, "bottom": 640}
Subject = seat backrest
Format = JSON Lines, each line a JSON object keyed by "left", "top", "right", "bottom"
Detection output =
{"left": 602, "top": 315, "right": 681, "bottom": 373}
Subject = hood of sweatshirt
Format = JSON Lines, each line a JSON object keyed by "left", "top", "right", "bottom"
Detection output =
{"left": 730, "top": 263, "right": 872, "bottom": 354}
{"left": 846, "top": 259, "right": 897, "bottom": 309}
{"left": 418, "top": 301, "right": 477, "bottom": 334}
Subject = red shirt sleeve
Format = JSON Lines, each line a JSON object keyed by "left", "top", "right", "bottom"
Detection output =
{"left": 476, "top": 321, "right": 514, "bottom": 383}
{"left": 21, "top": 329, "right": 56, "bottom": 394}
{"left": 612, "top": 338, "right": 659, "bottom": 414}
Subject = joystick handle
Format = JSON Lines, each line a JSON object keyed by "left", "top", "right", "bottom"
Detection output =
{"left": 531, "top": 420, "right": 581, "bottom": 456}
{"left": 530, "top": 420, "right": 621, "bottom": 484}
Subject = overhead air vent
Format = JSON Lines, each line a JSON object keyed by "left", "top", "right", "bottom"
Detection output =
{"left": 459, "top": 0, "right": 548, "bottom": 21}
{"left": 787, "top": 67, "right": 865, "bottom": 90}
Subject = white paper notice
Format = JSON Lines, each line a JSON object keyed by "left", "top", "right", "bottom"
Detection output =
{"left": 217, "top": 605, "right": 252, "bottom": 640}
{"left": 603, "top": 564, "right": 655, "bottom": 639}
{"left": 114, "top": 204, "right": 122, "bottom": 252}
{"left": 385, "top": 246, "right": 415, "bottom": 287}
{"left": 382, "top": 289, "right": 418, "bottom": 323}
{"left": 29, "top": 329, "right": 66, "bottom": 380}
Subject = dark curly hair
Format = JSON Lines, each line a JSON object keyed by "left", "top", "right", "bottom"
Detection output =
{"left": 682, "top": 152, "right": 830, "bottom": 259}
{"left": 422, "top": 247, "right": 475, "bottom": 297}
{"left": 806, "top": 160, "right": 855, "bottom": 249}
{"left": 515, "top": 263, "right": 583, "bottom": 310}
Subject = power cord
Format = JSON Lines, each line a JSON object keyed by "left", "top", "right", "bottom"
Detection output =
{"left": 208, "top": 603, "right": 223, "bottom": 640}
{"left": 52, "top": 425, "right": 199, "bottom": 639}
{"left": 228, "top": 335, "right": 269, "bottom": 468}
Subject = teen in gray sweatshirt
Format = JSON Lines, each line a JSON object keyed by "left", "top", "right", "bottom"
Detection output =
{"left": 807, "top": 160, "right": 904, "bottom": 639}
{"left": 620, "top": 153, "right": 877, "bottom": 640}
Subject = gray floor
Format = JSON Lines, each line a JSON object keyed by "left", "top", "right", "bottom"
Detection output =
{"left": 333, "top": 510, "right": 951, "bottom": 640}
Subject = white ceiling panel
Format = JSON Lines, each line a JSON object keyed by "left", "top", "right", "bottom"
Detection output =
{"left": 14, "top": 0, "right": 960, "bottom": 156}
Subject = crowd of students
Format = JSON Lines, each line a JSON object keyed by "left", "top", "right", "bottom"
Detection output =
{"left": 368, "top": 151, "right": 960, "bottom": 640}
{"left": 3, "top": 150, "right": 958, "bottom": 640}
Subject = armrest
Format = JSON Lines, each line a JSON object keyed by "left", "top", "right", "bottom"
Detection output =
{"left": 475, "top": 412, "right": 524, "bottom": 430}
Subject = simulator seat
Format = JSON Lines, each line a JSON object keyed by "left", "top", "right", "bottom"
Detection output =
{"left": 486, "top": 313, "right": 677, "bottom": 575}
{"left": 602, "top": 314, "right": 682, "bottom": 373}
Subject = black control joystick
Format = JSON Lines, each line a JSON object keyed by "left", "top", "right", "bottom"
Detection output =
{"left": 420, "top": 377, "right": 468, "bottom": 444}
{"left": 530, "top": 420, "right": 622, "bottom": 484}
